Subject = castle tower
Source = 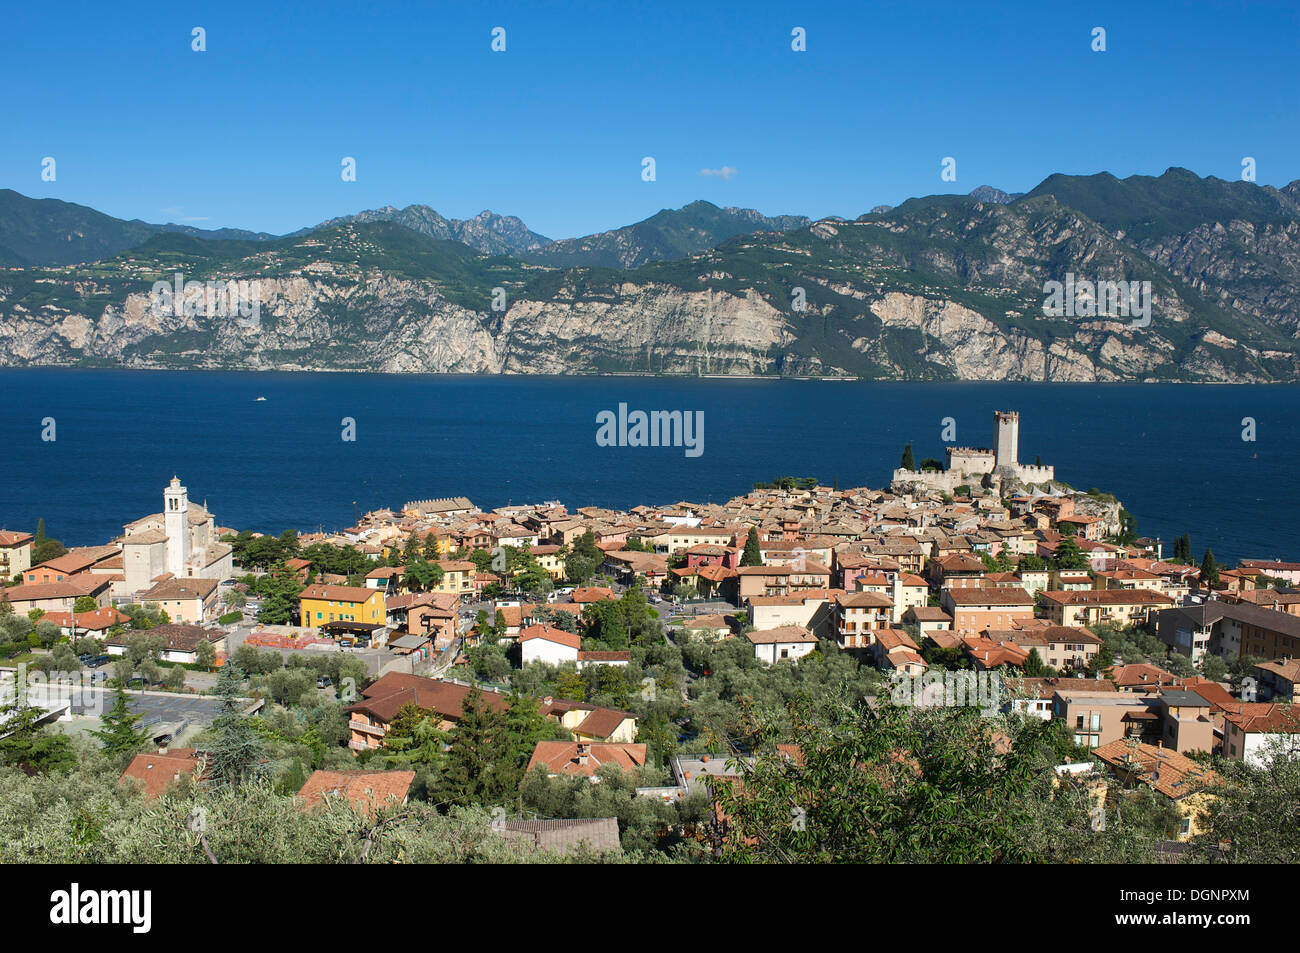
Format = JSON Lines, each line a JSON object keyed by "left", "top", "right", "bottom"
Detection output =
{"left": 994, "top": 411, "right": 1019, "bottom": 469}
{"left": 164, "top": 475, "right": 191, "bottom": 578}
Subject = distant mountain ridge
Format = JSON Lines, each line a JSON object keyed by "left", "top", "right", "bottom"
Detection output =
{"left": 0, "top": 189, "right": 274, "bottom": 267}
{"left": 969, "top": 185, "right": 1023, "bottom": 204}
{"left": 0, "top": 190, "right": 809, "bottom": 270}
{"left": 308, "top": 204, "right": 551, "bottom": 257}
{"left": 5, "top": 167, "right": 1300, "bottom": 383}
{"left": 519, "top": 200, "right": 811, "bottom": 269}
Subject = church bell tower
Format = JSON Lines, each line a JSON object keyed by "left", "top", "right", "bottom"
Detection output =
{"left": 164, "top": 475, "right": 191, "bottom": 578}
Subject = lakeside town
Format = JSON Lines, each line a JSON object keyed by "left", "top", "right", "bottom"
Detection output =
{"left": 1, "top": 409, "right": 1297, "bottom": 863}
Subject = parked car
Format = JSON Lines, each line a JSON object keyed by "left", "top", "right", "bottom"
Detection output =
{"left": 317, "top": 675, "right": 333, "bottom": 688}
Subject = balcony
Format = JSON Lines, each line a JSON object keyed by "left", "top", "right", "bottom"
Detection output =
{"left": 349, "top": 719, "right": 384, "bottom": 736}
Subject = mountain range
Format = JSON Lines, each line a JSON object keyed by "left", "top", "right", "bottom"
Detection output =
{"left": 2, "top": 169, "right": 1300, "bottom": 382}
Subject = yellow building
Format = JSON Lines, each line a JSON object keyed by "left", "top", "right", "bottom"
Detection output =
{"left": 1091, "top": 740, "right": 1219, "bottom": 841}
{"left": 531, "top": 545, "right": 568, "bottom": 581}
{"left": 434, "top": 560, "right": 477, "bottom": 595}
{"left": 300, "top": 584, "right": 386, "bottom": 628}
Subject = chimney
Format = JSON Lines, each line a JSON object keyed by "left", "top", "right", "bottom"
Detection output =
{"left": 576, "top": 743, "right": 589, "bottom": 766}
{"left": 159, "top": 746, "right": 168, "bottom": 755}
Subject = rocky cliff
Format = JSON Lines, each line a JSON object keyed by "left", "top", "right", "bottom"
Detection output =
{"left": 3, "top": 169, "right": 1300, "bottom": 381}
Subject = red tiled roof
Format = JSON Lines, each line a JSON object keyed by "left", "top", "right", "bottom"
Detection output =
{"left": 119, "top": 748, "right": 206, "bottom": 798}
{"left": 297, "top": 769, "right": 415, "bottom": 816}
{"left": 519, "top": 624, "right": 581, "bottom": 650}
{"left": 527, "top": 741, "right": 647, "bottom": 777}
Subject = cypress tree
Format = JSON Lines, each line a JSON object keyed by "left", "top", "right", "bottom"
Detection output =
{"left": 900, "top": 444, "right": 916, "bottom": 471}
{"left": 1200, "top": 549, "right": 1219, "bottom": 589}
{"left": 741, "top": 527, "right": 763, "bottom": 567}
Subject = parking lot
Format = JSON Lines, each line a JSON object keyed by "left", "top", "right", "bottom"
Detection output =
{"left": 69, "top": 687, "right": 226, "bottom": 725}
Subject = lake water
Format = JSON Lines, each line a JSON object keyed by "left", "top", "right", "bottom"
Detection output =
{"left": 0, "top": 369, "right": 1294, "bottom": 565}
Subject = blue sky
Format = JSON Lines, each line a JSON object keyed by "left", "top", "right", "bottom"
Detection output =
{"left": 3, "top": 0, "right": 1297, "bottom": 239}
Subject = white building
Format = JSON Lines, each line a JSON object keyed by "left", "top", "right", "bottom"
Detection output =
{"left": 519, "top": 624, "right": 580, "bottom": 667}
{"left": 1223, "top": 704, "right": 1300, "bottom": 767}
{"left": 746, "top": 625, "right": 818, "bottom": 664}
{"left": 120, "top": 477, "right": 233, "bottom": 594}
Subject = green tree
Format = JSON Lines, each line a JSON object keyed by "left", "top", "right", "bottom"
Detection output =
{"left": 438, "top": 692, "right": 512, "bottom": 807}
{"left": 31, "top": 519, "right": 67, "bottom": 564}
{"left": 89, "top": 683, "right": 151, "bottom": 758}
{"left": 258, "top": 565, "right": 305, "bottom": 625}
{"left": 740, "top": 527, "right": 763, "bottom": 568}
{"left": 404, "top": 558, "right": 445, "bottom": 592}
{"left": 207, "top": 663, "right": 265, "bottom": 787}
{"left": 1200, "top": 549, "right": 1219, "bottom": 589}
{"left": 1053, "top": 536, "right": 1090, "bottom": 571}
{"left": 194, "top": 638, "right": 217, "bottom": 671}
{"left": 899, "top": 444, "right": 915, "bottom": 471}
{"left": 0, "top": 696, "right": 76, "bottom": 775}
{"left": 1192, "top": 755, "right": 1300, "bottom": 862}
{"left": 711, "top": 698, "right": 1168, "bottom": 863}
{"left": 565, "top": 531, "right": 603, "bottom": 584}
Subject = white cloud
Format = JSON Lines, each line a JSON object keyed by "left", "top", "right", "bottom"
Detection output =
{"left": 699, "top": 166, "right": 738, "bottom": 180}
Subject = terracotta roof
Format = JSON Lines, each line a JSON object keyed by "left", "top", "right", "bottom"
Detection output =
{"left": 119, "top": 748, "right": 206, "bottom": 798}
{"left": 875, "top": 628, "right": 920, "bottom": 652}
{"left": 1012, "top": 676, "right": 1117, "bottom": 699}
{"left": 1106, "top": 663, "right": 1180, "bottom": 690}
{"left": 527, "top": 741, "right": 647, "bottom": 777}
{"left": 945, "top": 587, "right": 1035, "bottom": 606}
{"left": 300, "top": 583, "right": 379, "bottom": 603}
{"left": 1222, "top": 702, "right": 1300, "bottom": 734}
{"left": 572, "top": 586, "right": 616, "bottom": 603}
{"left": 297, "top": 769, "right": 415, "bottom": 816}
{"left": 934, "top": 554, "right": 987, "bottom": 573}
{"left": 1177, "top": 677, "right": 1237, "bottom": 709}
{"left": 106, "top": 623, "right": 223, "bottom": 652}
{"left": 746, "top": 625, "right": 817, "bottom": 645}
{"left": 1090, "top": 740, "right": 1219, "bottom": 800}
{"left": 836, "top": 591, "right": 894, "bottom": 608}
{"left": 519, "top": 624, "right": 581, "bottom": 650}
{"left": 140, "top": 577, "right": 218, "bottom": 601}
{"left": 41, "top": 606, "right": 130, "bottom": 631}
{"left": 574, "top": 707, "right": 631, "bottom": 739}
{"left": 577, "top": 650, "right": 631, "bottom": 662}
{"left": 1256, "top": 657, "right": 1300, "bottom": 681}
{"left": 2, "top": 579, "right": 107, "bottom": 601}
{"left": 348, "top": 673, "right": 512, "bottom": 723}
{"left": 1041, "top": 589, "right": 1173, "bottom": 607}
{"left": 906, "top": 606, "right": 953, "bottom": 621}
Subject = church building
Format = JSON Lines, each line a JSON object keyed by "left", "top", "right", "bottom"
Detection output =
{"left": 119, "top": 476, "right": 234, "bottom": 594}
